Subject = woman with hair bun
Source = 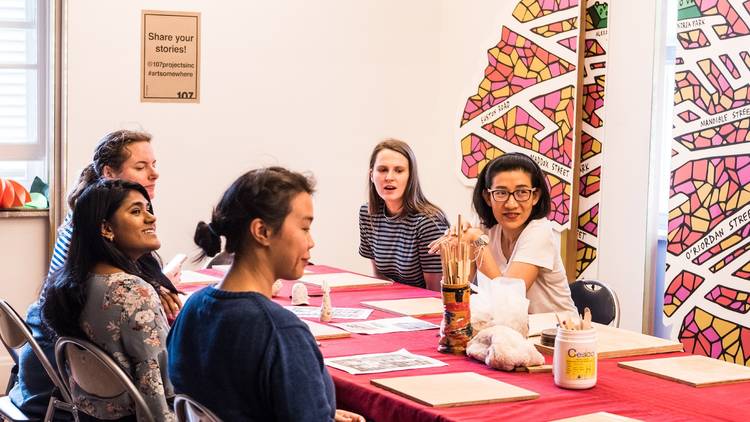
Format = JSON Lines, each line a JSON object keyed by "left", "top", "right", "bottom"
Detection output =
{"left": 168, "top": 167, "right": 364, "bottom": 422}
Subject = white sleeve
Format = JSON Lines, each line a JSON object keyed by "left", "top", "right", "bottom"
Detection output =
{"left": 511, "top": 219, "right": 556, "bottom": 270}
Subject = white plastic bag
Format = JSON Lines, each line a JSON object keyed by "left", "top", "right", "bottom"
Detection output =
{"left": 467, "top": 325, "right": 545, "bottom": 371}
{"left": 470, "top": 274, "right": 530, "bottom": 337}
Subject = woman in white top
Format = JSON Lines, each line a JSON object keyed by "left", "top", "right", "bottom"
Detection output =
{"left": 464, "top": 153, "right": 575, "bottom": 314}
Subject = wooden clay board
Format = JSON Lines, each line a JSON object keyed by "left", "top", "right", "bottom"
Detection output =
{"left": 303, "top": 320, "right": 351, "bottom": 340}
{"left": 360, "top": 297, "right": 443, "bottom": 317}
{"left": 551, "top": 412, "right": 642, "bottom": 421}
{"left": 618, "top": 355, "right": 750, "bottom": 387}
{"left": 178, "top": 270, "right": 221, "bottom": 285}
{"left": 299, "top": 272, "right": 392, "bottom": 289}
{"left": 528, "top": 312, "right": 559, "bottom": 336}
{"left": 370, "top": 372, "right": 538, "bottom": 407}
{"left": 531, "top": 323, "right": 683, "bottom": 359}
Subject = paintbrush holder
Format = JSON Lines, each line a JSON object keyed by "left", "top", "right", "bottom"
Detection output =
{"left": 438, "top": 283, "right": 473, "bottom": 354}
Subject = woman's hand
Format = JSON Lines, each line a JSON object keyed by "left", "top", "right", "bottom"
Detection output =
{"left": 428, "top": 223, "right": 484, "bottom": 254}
{"left": 158, "top": 287, "right": 182, "bottom": 321}
{"left": 335, "top": 409, "right": 365, "bottom": 422}
{"left": 164, "top": 265, "right": 182, "bottom": 285}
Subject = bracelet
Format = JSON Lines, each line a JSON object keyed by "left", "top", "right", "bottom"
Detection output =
{"left": 472, "top": 234, "right": 489, "bottom": 248}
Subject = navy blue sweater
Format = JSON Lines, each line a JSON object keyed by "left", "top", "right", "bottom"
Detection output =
{"left": 167, "top": 287, "right": 336, "bottom": 421}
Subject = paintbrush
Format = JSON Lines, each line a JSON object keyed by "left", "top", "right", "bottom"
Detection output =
{"left": 583, "top": 307, "right": 592, "bottom": 329}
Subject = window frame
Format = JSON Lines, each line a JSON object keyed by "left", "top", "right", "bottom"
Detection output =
{"left": 0, "top": 0, "right": 51, "bottom": 172}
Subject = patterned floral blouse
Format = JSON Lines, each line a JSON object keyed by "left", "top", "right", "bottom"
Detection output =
{"left": 76, "top": 272, "right": 175, "bottom": 421}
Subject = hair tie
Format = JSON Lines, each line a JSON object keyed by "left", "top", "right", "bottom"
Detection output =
{"left": 207, "top": 222, "right": 220, "bottom": 238}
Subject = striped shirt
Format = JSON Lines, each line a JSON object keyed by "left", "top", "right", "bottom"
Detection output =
{"left": 48, "top": 211, "right": 73, "bottom": 276}
{"left": 358, "top": 204, "right": 448, "bottom": 288}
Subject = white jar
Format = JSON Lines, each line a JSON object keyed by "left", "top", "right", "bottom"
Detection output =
{"left": 553, "top": 327, "right": 597, "bottom": 389}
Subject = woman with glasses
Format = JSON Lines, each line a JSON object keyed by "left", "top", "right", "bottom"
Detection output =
{"left": 464, "top": 153, "right": 575, "bottom": 314}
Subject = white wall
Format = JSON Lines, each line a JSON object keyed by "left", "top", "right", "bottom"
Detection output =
{"left": 597, "top": 0, "right": 660, "bottom": 332}
{"left": 65, "top": 0, "right": 462, "bottom": 276}
{"left": 0, "top": 217, "right": 49, "bottom": 387}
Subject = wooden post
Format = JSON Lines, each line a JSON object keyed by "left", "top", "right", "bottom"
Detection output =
{"left": 562, "top": 0, "right": 588, "bottom": 283}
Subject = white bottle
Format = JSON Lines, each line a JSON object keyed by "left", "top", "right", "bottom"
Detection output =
{"left": 553, "top": 327, "right": 597, "bottom": 389}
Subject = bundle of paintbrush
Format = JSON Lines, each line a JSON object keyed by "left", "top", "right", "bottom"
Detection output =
{"left": 437, "top": 214, "right": 474, "bottom": 354}
{"left": 439, "top": 214, "right": 472, "bottom": 287}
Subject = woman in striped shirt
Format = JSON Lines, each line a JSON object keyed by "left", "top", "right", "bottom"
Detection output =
{"left": 359, "top": 139, "right": 449, "bottom": 291}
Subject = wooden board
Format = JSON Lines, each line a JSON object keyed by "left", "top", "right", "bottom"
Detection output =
{"left": 551, "top": 412, "right": 642, "bottom": 421}
{"left": 299, "top": 272, "right": 392, "bottom": 289}
{"left": 515, "top": 364, "right": 553, "bottom": 373}
{"left": 528, "top": 312, "right": 560, "bottom": 337}
{"left": 303, "top": 320, "right": 351, "bottom": 340}
{"left": 361, "top": 297, "right": 443, "bottom": 317}
{"left": 370, "top": 372, "right": 538, "bottom": 407}
{"left": 618, "top": 355, "right": 750, "bottom": 387}
{"left": 178, "top": 270, "right": 221, "bottom": 285}
{"left": 530, "top": 323, "right": 683, "bottom": 359}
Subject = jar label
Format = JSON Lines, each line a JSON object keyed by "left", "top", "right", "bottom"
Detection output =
{"left": 565, "top": 348, "right": 596, "bottom": 379}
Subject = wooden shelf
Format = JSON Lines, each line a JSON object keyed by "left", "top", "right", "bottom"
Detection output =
{"left": 0, "top": 209, "right": 49, "bottom": 219}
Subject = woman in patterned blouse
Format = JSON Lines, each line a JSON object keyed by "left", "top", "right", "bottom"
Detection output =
{"left": 40, "top": 179, "right": 174, "bottom": 421}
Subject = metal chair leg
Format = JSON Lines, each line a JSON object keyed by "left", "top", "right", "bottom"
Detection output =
{"left": 43, "top": 396, "right": 80, "bottom": 422}
{"left": 43, "top": 397, "right": 56, "bottom": 422}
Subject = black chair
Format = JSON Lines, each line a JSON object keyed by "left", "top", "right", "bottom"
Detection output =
{"left": 174, "top": 394, "right": 222, "bottom": 422}
{"left": 569, "top": 279, "right": 620, "bottom": 327}
{"left": 54, "top": 337, "right": 156, "bottom": 422}
{"left": 0, "top": 300, "right": 79, "bottom": 422}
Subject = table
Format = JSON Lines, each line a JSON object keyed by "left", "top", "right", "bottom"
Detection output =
{"left": 185, "top": 265, "right": 750, "bottom": 421}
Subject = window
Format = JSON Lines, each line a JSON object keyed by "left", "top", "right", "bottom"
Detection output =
{"left": 0, "top": 0, "right": 50, "bottom": 201}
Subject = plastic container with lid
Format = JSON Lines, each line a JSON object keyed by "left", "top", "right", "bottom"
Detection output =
{"left": 553, "top": 327, "right": 597, "bottom": 389}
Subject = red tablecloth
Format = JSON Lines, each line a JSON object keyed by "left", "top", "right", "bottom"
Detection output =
{"left": 184, "top": 266, "right": 750, "bottom": 422}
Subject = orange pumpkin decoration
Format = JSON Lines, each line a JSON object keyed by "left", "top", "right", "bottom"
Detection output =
{"left": 0, "top": 177, "right": 32, "bottom": 208}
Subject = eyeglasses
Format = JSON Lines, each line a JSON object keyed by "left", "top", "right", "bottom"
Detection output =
{"left": 487, "top": 187, "right": 536, "bottom": 203}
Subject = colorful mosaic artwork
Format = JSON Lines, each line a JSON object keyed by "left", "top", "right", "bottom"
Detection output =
{"left": 576, "top": 0, "right": 608, "bottom": 279}
{"left": 457, "top": 0, "right": 579, "bottom": 231}
{"left": 677, "top": 29, "right": 711, "bottom": 49}
{"left": 512, "top": 0, "right": 578, "bottom": 23}
{"left": 667, "top": 0, "right": 750, "bottom": 366}
{"left": 460, "top": 27, "right": 576, "bottom": 125}
{"left": 668, "top": 155, "right": 750, "bottom": 257}
{"left": 710, "top": 241, "right": 750, "bottom": 272}
{"left": 719, "top": 53, "right": 741, "bottom": 78}
{"left": 579, "top": 166, "right": 600, "bottom": 197}
{"left": 734, "top": 260, "right": 750, "bottom": 278}
{"left": 532, "top": 17, "right": 578, "bottom": 37}
{"left": 676, "top": 120, "right": 750, "bottom": 150}
{"left": 693, "top": 223, "right": 750, "bottom": 266}
{"left": 705, "top": 285, "right": 750, "bottom": 313}
{"left": 460, "top": 134, "right": 504, "bottom": 179}
{"left": 576, "top": 240, "right": 597, "bottom": 276}
{"left": 679, "top": 307, "right": 750, "bottom": 365}
{"left": 664, "top": 270, "right": 705, "bottom": 317}
{"left": 558, "top": 36, "right": 578, "bottom": 52}
{"left": 578, "top": 203, "right": 598, "bottom": 236}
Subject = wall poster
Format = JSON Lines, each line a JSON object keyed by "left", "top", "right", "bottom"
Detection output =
{"left": 141, "top": 10, "right": 200, "bottom": 103}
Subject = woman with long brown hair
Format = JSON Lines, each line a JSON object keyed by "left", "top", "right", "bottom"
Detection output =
{"left": 359, "top": 139, "right": 449, "bottom": 291}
